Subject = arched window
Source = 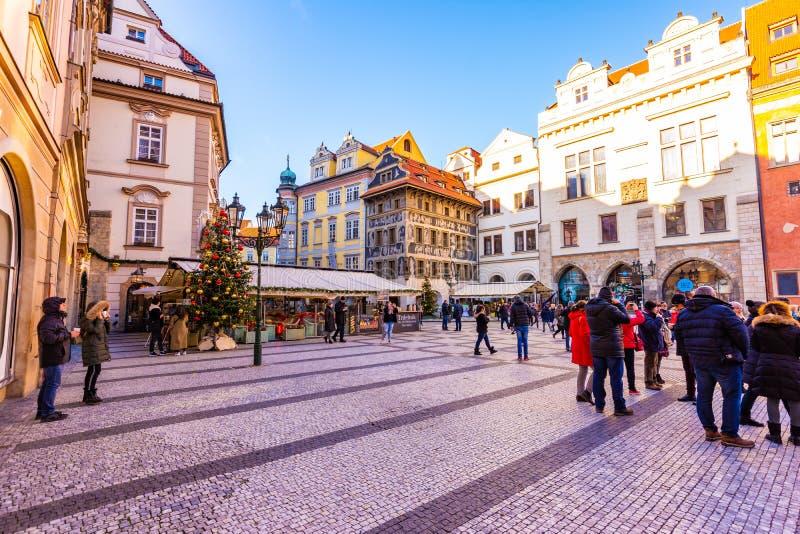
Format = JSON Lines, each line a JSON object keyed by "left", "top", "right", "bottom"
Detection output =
{"left": 403, "top": 139, "right": 411, "bottom": 152}
{"left": 517, "top": 273, "right": 535, "bottom": 282}
{"left": 489, "top": 275, "right": 505, "bottom": 283}
{"left": 0, "top": 161, "right": 19, "bottom": 384}
{"left": 558, "top": 266, "right": 589, "bottom": 303}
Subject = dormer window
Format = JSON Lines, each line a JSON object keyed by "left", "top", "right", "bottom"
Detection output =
{"left": 574, "top": 85, "right": 588, "bottom": 104}
{"left": 771, "top": 19, "right": 797, "bottom": 41}
{"left": 127, "top": 26, "right": 146, "bottom": 42}
{"left": 673, "top": 45, "right": 691, "bottom": 67}
{"left": 314, "top": 166, "right": 324, "bottom": 178}
{"left": 403, "top": 139, "right": 411, "bottom": 152}
{"left": 341, "top": 156, "right": 353, "bottom": 170}
{"left": 143, "top": 75, "right": 163, "bottom": 91}
{"left": 379, "top": 171, "right": 392, "bottom": 183}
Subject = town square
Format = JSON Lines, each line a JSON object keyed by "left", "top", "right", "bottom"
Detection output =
{"left": 1, "top": 0, "right": 800, "bottom": 532}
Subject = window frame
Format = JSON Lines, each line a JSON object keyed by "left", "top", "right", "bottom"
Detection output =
{"left": 345, "top": 218, "right": 359, "bottom": 240}
{"left": 327, "top": 189, "right": 341, "bottom": 207}
{"left": 775, "top": 271, "right": 800, "bottom": 297}
{"left": 770, "top": 18, "right": 798, "bottom": 41}
{"left": 126, "top": 26, "right": 146, "bottom": 42}
{"left": 130, "top": 205, "right": 160, "bottom": 247}
{"left": 701, "top": 197, "right": 727, "bottom": 233}
{"left": 345, "top": 184, "right": 360, "bottom": 202}
{"left": 660, "top": 116, "right": 719, "bottom": 179}
{"left": 600, "top": 213, "right": 618, "bottom": 243}
{"left": 562, "top": 219, "right": 578, "bottom": 247}
{"left": 673, "top": 44, "right": 691, "bottom": 66}
{"left": 574, "top": 85, "right": 588, "bottom": 104}
{"left": 769, "top": 118, "right": 800, "bottom": 166}
{"left": 300, "top": 226, "right": 309, "bottom": 247}
{"left": 142, "top": 73, "right": 164, "bottom": 92}
{"left": 303, "top": 196, "right": 316, "bottom": 213}
{"left": 663, "top": 202, "right": 687, "bottom": 236}
{"left": 328, "top": 221, "right": 337, "bottom": 243}
{"left": 565, "top": 147, "right": 604, "bottom": 199}
{"left": 132, "top": 121, "right": 166, "bottom": 164}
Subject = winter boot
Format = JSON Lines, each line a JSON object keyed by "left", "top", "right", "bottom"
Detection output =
{"left": 489, "top": 346, "right": 498, "bottom": 354}
{"left": 791, "top": 426, "right": 800, "bottom": 446}
{"left": 90, "top": 389, "right": 103, "bottom": 404}
{"left": 474, "top": 349, "right": 482, "bottom": 355}
{"left": 765, "top": 422, "right": 782, "bottom": 445}
{"left": 83, "top": 389, "right": 100, "bottom": 405}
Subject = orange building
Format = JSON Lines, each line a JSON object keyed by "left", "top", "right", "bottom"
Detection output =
{"left": 746, "top": 0, "right": 800, "bottom": 303}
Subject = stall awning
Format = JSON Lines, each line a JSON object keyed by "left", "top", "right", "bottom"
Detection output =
{"left": 450, "top": 281, "right": 551, "bottom": 298}
{"left": 169, "top": 260, "right": 418, "bottom": 297}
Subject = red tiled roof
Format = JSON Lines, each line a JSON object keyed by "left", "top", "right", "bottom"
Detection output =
{"left": 362, "top": 156, "right": 481, "bottom": 207}
{"left": 158, "top": 27, "right": 214, "bottom": 77}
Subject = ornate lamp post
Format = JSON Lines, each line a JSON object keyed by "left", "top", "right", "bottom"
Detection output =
{"left": 631, "top": 259, "right": 657, "bottom": 306}
{"left": 225, "top": 193, "right": 288, "bottom": 366}
{"left": 444, "top": 264, "right": 459, "bottom": 295}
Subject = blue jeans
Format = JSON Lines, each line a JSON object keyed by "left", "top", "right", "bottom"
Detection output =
{"left": 475, "top": 332, "right": 491, "bottom": 351}
{"left": 515, "top": 325, "right": 529, "bottom": 357}
{"left": 565, "top": 331, "right": 571, "bottom": 350}
{"left": 593, "top": 357, "right": 626, "bottom": 412}
{"left": 36, "top": 364, "right": 63, "bottom": 417}
{"left": 382, "top": 321, "right": 395, "bottom": 341}
{"left": 695, "top": 363, "right": 742, "bottom": 437}
{"left": 500, "top": 317, "right": 510, "bottom": 330}
{"left": 454, "top": 316, "right": 462, "bottom": 331}
{"left": 442, "top": 315, "right": 449, "bottom": 329}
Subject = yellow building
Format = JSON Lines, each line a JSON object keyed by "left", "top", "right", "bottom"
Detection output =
{"left": 293, "top": 131, "right": 425, "bottom": 271}
{"left": 237, "top": 220, "right": 278, "bottom": 266}
{"left": 746, "top": 0, "right": 800, "bottom": 302}
{"left": 0, "top": 1, "right": 110, "bottom": 397}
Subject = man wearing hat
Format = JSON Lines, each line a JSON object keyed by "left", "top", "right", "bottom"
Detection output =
{"left": 36, "top": 297, "right": 80, "bottom": 422}
{"left": 585, "top": 286, "right": 633, "bottom": 415}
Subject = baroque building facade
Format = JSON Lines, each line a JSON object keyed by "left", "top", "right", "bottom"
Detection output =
{"left": 745, "top": 0, "right": 800, "bottom": 303}
{"left": 0, "top": 0, "right": 110, "bottom": 397}
{"left": 537, "top": 12, "right": 767, "bottom": 305}
{"left": 362, "top": 149, "right": 482, "bottom": 300}
{"left": 84, "top": 0, "right": 229, "bottom": 331}
{"left": 446, "top": 129, "right": 540, "bottom": 285}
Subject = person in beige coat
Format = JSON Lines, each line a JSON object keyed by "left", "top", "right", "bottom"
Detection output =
{"left": 79, "top": 300, "right": 111, "bottom": 405}
{"left": 168, "top": 306, "right": 189, "bottom": 356}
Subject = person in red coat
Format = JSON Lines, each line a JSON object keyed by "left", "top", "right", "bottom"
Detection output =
{"left": 621, "top": 301, "right": 646, "bottom": 394}
{"left": 569, "top": 300, "right": 593, "bottom": 404}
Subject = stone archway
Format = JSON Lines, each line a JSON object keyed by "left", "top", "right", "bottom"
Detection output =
{"left": 557, "top": 265, "right": 590, "bottom": 304}
{"left": 604, "top": 262, "right": 640, "bottom": 304}
{"left": 661, "top": 258, "right": 738, "bottom": 302}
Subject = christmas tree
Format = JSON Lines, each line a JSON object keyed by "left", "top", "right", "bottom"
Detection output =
{"left": 184, "top": 209, "right": 253, "bottom": 343}
{"left": 421, "top": 276, "right": 437, "bottom": 316}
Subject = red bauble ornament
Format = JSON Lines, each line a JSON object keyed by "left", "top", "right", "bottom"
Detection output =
{"left": 212, "top": 254, "right": 219, "bottom": 260}
{"left": 225, "top": 247, "right": 231, "bottom": 253}
{"left": 237, "top": 245, "right": 243, "bottom": 251}
{"left": 222, "top": 229, "right": 230, "bottom": 235}
{"left": 205, "top": 244, "right": 211, "bottom": 250}
{"left": 194, "top": 316, "right": 201, "bottom": 321}
{"left": 234, "top": 272, "right": 241, "bottom": 278}
{"left": 219, "top": 210, "right": 227, "bottom": 217}
{"left": 215, "top": 222, "right": 221, "bottom": 227}
{"left": 203, "top": 231, "right": 209, "bottom": 236}
{"left": 191, "top": 301, "right": 196, "bottom": 305}
{"left": 216, "top": 279, "right": 222, "bottom": 285}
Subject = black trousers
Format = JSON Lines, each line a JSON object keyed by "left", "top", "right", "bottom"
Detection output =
{"left": 149, "top": 326, "right": 163, "bottom": 352}
{"left": 84, "top": 364, "right": 101, "bottom": 391}
{"left": 680, "top": 354, "right": 696, "bottom": 397}
{"left": 623, "top": 348, "right": 636, "bottom": 390}
{"left": 333, "top": 320, "right": 345, "bottom": 340}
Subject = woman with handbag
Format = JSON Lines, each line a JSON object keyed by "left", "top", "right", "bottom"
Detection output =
{"left": 78, "top": 301, "right": 111, "bottom": 405}
{"left": 621, "top": 301, "right": 645, "bottom": 395}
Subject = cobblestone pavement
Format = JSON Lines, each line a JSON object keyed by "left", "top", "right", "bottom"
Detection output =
{"left": 0, "top": 322, "right": 798, "bottom": 533}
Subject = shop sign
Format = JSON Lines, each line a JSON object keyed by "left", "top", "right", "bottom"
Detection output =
{"left": 676, "top": 278, "right": 694, "bottom": 292}
{"left": 394, "top": 311, "right": 421, "bottom": 333}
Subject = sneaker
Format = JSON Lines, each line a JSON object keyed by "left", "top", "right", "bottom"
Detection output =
{"left": 523, "top": 357, "right": 529, "bottom": 361}
{"left": 629, "top": 389, "right": 641, "bottom": 395}
{"left": 613, "top": 408, "right": 634, "bottom": 416}
{"left": 40, "top": 412, "right": 68, "bottom": 423}
{"left": 721, "top": 435, "right": 755, "bottom": 448}
{"left": 704, "top": 429, "right": 722, "bottom": 442}
{"left": 517, "top": 357, "right": 523, "bottom": 361}
{"left": 677, "top": 394, "right": 696, "bottom": 402}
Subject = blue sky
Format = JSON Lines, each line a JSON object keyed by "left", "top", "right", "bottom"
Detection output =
{"left": 145, "top": 0, "right": 749, "bottom": 209}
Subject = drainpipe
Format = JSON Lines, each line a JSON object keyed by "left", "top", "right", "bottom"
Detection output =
{"left": 44, "top": 164, "right": 60, "bottom": 297}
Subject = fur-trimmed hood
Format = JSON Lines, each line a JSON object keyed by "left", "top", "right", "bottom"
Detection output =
{"left": 751, "top": 313, "right": 799, "bottom": 328}
{"left": 85, "top": 300, "right": 109, "bottom": 321}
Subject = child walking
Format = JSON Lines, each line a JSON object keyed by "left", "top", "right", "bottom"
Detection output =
{"left": 474, "top": 305, "right": 497, "bottom": 355}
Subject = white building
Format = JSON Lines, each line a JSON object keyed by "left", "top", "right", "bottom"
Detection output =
{"left": 537, "top": 13, "right": 767, "bottom": 304}
{"left": 447, "top": 129, "right": 540, "bottom": 285}
{"left": 85, "top": 0, "right": 229, "bottom": 330}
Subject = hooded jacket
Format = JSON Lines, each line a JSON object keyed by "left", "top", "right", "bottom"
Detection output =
{"left": 79, "top": 301, "right": 111, "bottom": 366}
{"left": 638, "top": 311, "right": 666, "bottom": 352}
{"left": 621, "top": 310, "right": 645, "bottom": 349}
{"left": 569, "top": 309, "right": 592, "bottom": 367}
{"left": 585, "top": 295, "right": 630, "bottom": 358}
{"left": 674, "top": 295, "right": 749, "bottom": 367}
{"left": 509, "top": 299, "right": 532, "bottom": 327}
{"left": 37, "top": 297, "right": 71, "bottom": 368}
{"left": 743, "top": 313, "right": 800, "bottom": 400}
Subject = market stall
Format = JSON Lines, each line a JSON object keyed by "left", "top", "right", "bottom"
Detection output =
{"left": 450, "top": 280, "right": 553, "bottom": 314}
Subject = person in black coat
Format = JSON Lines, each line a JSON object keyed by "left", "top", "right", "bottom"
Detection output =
{"left": 382, "top": 302, "right": 398, "bottom": 344}
{"left": 585, "top": 286, "right": 632, "bottom": 416}
{"left": 639, "top": 301, "right": 666, "bottom": 390}
{"left": 473, "top": 305, "right": 497, "bottom": 355}
{"left": 744, "top": 301, "right": 800, "bottom": 445}
{"left": 452, "top": 299, "right": 464, "bottom": 331}
{"left": 675, "top": 286, "right": 752, "bottom": 448}
{"left": 323, "top": 301, "right": 336, "bottom": 343}
{"left": 148, "top": 297, "right": 165, "bottom": 356}
{"left": 509, "top": 296, "right": 533, "bottom": 360}
{"left": 36, "top": 297, "right": 80, "bottom": 422}
{"left": 332, "top": 297, "right": 347, "bottom": 342}
{"left": 498, "top": 303, "right": 510, "bottom": 330}
{"left": 740, "top": 300, "right": 769, "bottom": 427}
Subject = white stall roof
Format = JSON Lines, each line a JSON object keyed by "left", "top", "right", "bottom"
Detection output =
{"left": 171, "top": 260, "right": 418, "bottom": 297}
{"left": 450, "top": 281, "right": 550, "bottom": 298}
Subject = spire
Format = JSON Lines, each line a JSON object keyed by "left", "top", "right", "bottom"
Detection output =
{"left": 279, "top": 154, "right": 297, "bottom": 185}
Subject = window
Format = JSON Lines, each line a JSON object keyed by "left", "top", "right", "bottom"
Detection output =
{"left": 482, "top": 198, "right": 501, "bottom": 216}
{"left": 328, "top": 222, "right": 336, "bottom": 242}
{"left": 301, "top": 227, "right": 308, "bottom": 246}
{"left": 375, "top": 230, "right": 383, "bottom": 246}
{"left": 525, "top": 229, "right": 536, "bottom": 250}
{"left": 514, "top": 231, "right": 524, "bottom": 252}
{"left": 430, "top": 230, "right": 437, "bottom": 245}
{"left": 575, "top": 85, "right": 588, "bottom": 103}
{"left": 456, "top": 209, "right": 461, "bottom": 219}
{"left": 262, "top": 250, "right": 269, "bottom": 262}
{"left": 303, "top": 196, "right": 315, "bottom": 213}
{"left": 132, "top": 207, "right": 158, "bottom": 245}
{"left": 313, "top": 257, "right": 321, "bottom": 268}
{"left": 661, "top": 116, "right": 718, "bottom": 179}
{"left": 345, "top": 185, "right": 360, "bottom": 202}
{"left": 143, "top": 75, "right": 163, "bottom": 91}
{"left": 483, "top": 236, "right": 492, "bottom": 256}
{"left": 463, "top": 171, "right": 470, "bottom": 181}
{"left": 379, "top": 171, "right": 392, "bottom": 183}
{"left": 432, "top": 262, "right": 439, "bottom": 277}
{"left": 788, "top": 181, "right": 800, "bottom": 196}
{"left": 442, "top": 232, "right": 449, "bottom": 248}
{"left": 136, "top": 124, "right": 163, "bottom": 163}
{"left": 771, "top": 19, "right": 797, "bottom": 41}
{"left": 424, "top": 201, "right": 430, "bottom": 212}
{"left": 565, "top": 147, "right": 604, "bottom": 199}
{"left": 563, "top": 219, "right": 577, "bottom": 247}
{"left": 514, "top": 193, "right": 523, "bottom": 211}
{"left": 287, "top": 231, "right": 295, "bottom": 248}
{"left": 341, "top": 156, "right": 353, "bottom": 170}
{"left": 776, "top": 272, "right": 800, "bottom": 296}
{"left": 246, "top": 251, "right": 254, "bottom": 262}
{"left": 492, "top": 162, "right": 500, "bottom": 171}
{"left": 300, "top": 258, "right": 309, "bottom": 267}
{"left": 773, "top": 56, "right": 799, "bottom": 76}
{"left": 345, "top": 219, "right": 359, "bottom": 240}
{"left": 327, "top": 189, "right": 341, "bottom": 206}
{"left": 770, "top": 119, "right": 800, "bottom": 165}
{"left": 493, "top": 235, "right": 503, "bottom": 255}
{"left": 127, "top": 26, "right": 146, "bottom": 42}
{"left": 345, "top": 255, "right": 359, "bottom": 270}
{"left": 515, "top": 187, "right": 537, "bottom": 209}
{"left": 416, "top": 227, "right": 423, "bottom": 242}
{"left": 513, "top": 155, "right": 522, "bottom": 164}
{"left": 314, "top": 166, "right": 324, "bottom": 178}
{"left": 664, "top": 203, "right": 686, "bottom": 236}
{"left": 403, "top": 139, "right": 411, "bottom": 152}
{"left": 525, "top": 187, "right": 535, "bottom": 208}
{"left": 287, "top": 201, "right": 296, "bottom": 214}
{"left": 417, "top": 260, "right": 425, "bottom": 276}
{"left": 673, "top": 44, "right": 691, "bottom": 66}
{"left": 444, "top": 206, "right": 450, "bottom": 217}
{"left": 702, "top": 198, "right": 727, "bottom": 232}
{"left": 600, "top": 214, "right": 618, "bottom": 243}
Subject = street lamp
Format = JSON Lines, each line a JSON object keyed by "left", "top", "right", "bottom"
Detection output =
{"left": 444, "top": 264, "right": 459, "bottom": 294}
{"left": 131, "top": 262, "right": 145, "bottom": 284}
{"left": 227, "top": 195, "right": 287, "bottom": 366}
{"left": 631, "top": 259, "right": 656, "bottom": 306}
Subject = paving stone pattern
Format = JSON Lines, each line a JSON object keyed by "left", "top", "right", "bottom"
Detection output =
{"left": 0, "top": 322, "right": 797, "bottom": 532}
